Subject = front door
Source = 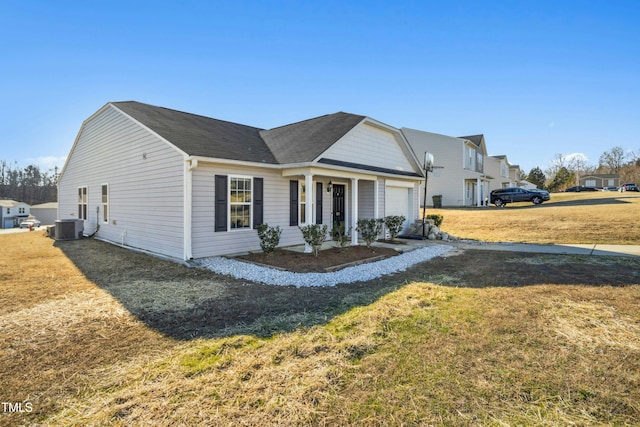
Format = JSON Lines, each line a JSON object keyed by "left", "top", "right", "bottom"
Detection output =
{"left": 332, "top": 184, "right": 345, "bottom": 226}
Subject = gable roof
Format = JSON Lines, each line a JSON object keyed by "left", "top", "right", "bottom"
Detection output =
{"left": 0, "top": 199, "right": 28, "bottom": 208}
{"left": 103, "top": 101, "right": 420, "bottom": 178}
{"left": 112, "top": 101, "right": 279, "bottom": 164}
{"left": 260, "top": 112, "right": 366, "bottom": 164}
{"left": 112, "top": 102, "right": 369, "bottom": 166}
{"left": 459, "top": 134, "right": 484, "bottom": 147}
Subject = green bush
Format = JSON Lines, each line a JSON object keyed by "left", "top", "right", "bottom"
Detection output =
{"left": 383, "top": 215, "right": 406, "bottom": 241}
{"left": 299, "top": 224, "right": 328, "bottom": 256}
{"left": 356, "top": 218, "right": 384, "bottom": 248}
{"left": 331, "top": 221, "right": 351, "bottom": 248}
{"left": 256, "top": 224, "right": 282, "bottom": 255}
{"left": 426, "top": 214, "right": 443, "bottom": 227}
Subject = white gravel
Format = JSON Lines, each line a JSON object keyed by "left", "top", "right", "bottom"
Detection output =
{"left": 198, "top": 245, "right": 454, "bottom": 287}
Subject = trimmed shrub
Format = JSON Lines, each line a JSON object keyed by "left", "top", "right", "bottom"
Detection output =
{"left": 426, "top": 214, "right": 443, "bottom": 227}
{"left": 383, "top": 215, "right": 406, "bottom": 241}
{"left": 256, "top": 224, "right": 282, "bottom": 255}
{"left": 299, "top": 224, "right": 328, "bottom": 256}
{"left": 331, "top": 221, "right": 351, "bottom": 248}
{"left": 356, "top": 218, "right": 384, "bottom": 248}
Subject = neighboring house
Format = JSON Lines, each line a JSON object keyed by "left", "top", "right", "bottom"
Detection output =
{"left": 401, "top": 129, "right": 491, "bottom": 207}
{"left": 486, "top": 155, "right": 512, "bottom": 189}
{"left": 30, "top": 202, "right": 58, "bottom": 226}
{"left": 0, "top": 200, "right": 30, "bottom": 228}
{"left": 579, "top": 174, "right": 619, "bottom": 188}
{"left": 519, "top": 180, "right": 537, "bottom": 190}
{"left": 58, "top": 101, "right": 424, "bottom": 260}
{"left": 509, "top": 164, "right": 523, "bottom": 187}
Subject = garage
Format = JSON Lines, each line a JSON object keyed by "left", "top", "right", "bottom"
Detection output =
{"left": 385, "top": 184, "right": 411, "bottom": 219}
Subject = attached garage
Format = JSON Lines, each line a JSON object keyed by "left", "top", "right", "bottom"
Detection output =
{"left": 385, "top": 180, "right": 413, "bottom": 223}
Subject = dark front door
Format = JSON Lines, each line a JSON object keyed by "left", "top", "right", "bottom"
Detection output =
{"left": 332, "top": 184, "right": 345, "bottom": 226}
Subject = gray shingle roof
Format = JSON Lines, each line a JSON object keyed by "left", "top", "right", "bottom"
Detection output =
{"left": 112, "top": 101, "right": 278, "bottom": 164}
{"left": 459, "top": 134, "right": 484, "bottom": 147}
{"left": 260, "top": 112, "right": 366, "bottom": 164}
{"left": 111, "top": 102, "right": 366, "bottom": 165}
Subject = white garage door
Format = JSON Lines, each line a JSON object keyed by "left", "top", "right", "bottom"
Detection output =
{"left": 385, "top": 186, "right": 409, "bottom": 218}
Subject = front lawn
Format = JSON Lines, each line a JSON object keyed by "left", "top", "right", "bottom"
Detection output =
{"left": 1, "top": 231, "right": 639, "bottom": 426}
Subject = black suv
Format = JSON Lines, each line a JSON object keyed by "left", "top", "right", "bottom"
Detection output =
{"left": 490, "top": 187, "right": 550, "bottom": 207}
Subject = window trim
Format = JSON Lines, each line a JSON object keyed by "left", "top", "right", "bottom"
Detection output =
{"left": 228, "top": 175, "right": 253, "bottom": 231}
{"left": 78, "top": 186, "right": 88, "bottom": 220}
{"left": 101, "top": 184, "right": 109, "bottom": 223}
{"left": 299, "top": 180, "right": 307, "bottom": 225}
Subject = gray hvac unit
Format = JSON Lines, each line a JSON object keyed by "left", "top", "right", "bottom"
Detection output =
{"left": 55, "top": 219, "right": 84, "bottom": 240}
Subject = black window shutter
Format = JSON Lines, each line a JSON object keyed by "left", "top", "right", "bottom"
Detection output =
{"left": 289, "top": 180, "right": 298, "bottom": 226}
{"left": 253, "top": 177, "right": 264, "bottom": 227}
{"left": 215, "top": 175, "right": 227, "bottom": 232}
{"left": 316, "top": 182, "right": 323, "bottom": 224}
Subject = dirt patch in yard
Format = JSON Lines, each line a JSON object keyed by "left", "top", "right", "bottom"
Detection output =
{"left": 2, "top": 233, "right": 640, "bottom": 426}
{"left": 236, "top": 246, "right": 400, "bottom": 272}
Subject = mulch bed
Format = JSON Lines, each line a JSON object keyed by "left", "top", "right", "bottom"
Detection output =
{"left": 236, "top": 245, "right": 401, "bottom": 273}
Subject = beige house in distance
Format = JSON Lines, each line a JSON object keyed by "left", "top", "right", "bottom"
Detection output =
{"left": 401, "top": 128, "right": 492, "bottom": 207}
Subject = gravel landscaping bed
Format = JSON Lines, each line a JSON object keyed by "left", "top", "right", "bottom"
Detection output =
{"left": 198, "top": 244, "right": 454, "bottom": 287}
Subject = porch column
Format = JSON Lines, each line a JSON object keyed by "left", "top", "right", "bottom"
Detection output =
{"left": 373, "top": 179, "right": 379, "bottom": 219}
{"left": 351, "top": 178, "right": 359, "bottom": 246}
{"left": 477, "top": 178, "right": 482, "bottom": 207}
{"left": 304, "top": 173, "right": 314, "bottom": 253}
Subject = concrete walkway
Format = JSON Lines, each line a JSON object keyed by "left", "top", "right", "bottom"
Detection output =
{"left": 450, "top": 241, "right": 640, "bottom": 257}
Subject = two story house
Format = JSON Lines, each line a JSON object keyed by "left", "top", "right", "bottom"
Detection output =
{"left": 401, "top": 128, "right": 491, "bottom": 207}
{"left": 0, "top": 200, "right": 30, "bottom": 229}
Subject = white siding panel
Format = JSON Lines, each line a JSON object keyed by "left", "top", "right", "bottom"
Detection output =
{"left": 58, "top": 105, "right": 185, "bottom": 259}
{"left": 191, "top": 163, "right": 308, "bottom": 258}
{"left": 322, "top": 123, "right": 414, "bottom": 173}
{"left": 357, "top": 180, "right": 375, "bottom": 219}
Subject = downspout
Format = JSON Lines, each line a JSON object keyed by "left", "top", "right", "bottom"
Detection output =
{"left": 184, "top": 158, "right": 197, "bottom": 260}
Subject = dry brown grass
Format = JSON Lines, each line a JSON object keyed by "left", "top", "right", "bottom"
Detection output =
{"left": 2, "top": 204, "right": 640, "bottom": 426}
{"left": 431, "top": 191, "right": 640, "bottom": 244}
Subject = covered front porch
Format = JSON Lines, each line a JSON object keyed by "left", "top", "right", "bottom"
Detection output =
{"left": 283, "top": 166, "right": 419, "bottom": 251}
{"left": 464, "top": 175, "right": 493, "bottom": 207}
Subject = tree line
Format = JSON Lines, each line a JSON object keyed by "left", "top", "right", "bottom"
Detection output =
{"left": 0, "top": 160, "right": 59, "bottom": 205}
{"left": 524, "top": 146, "right": 640, "bottom": 192}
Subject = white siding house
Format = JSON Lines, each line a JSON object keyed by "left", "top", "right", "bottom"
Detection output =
{"left": 401, "top": 128, "right": 491, "bottom": 207}
{"left": 0, "top": 200, "right": 30, "bottom": 228}
{"left": 58, "top": 102, "right": 424, "bottom": 260}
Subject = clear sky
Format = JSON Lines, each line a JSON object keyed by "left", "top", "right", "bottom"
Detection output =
{"left": 1, "top": 0, "right": 638, "bottom": 175}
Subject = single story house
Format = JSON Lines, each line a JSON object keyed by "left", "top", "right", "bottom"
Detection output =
{"left": 30, "top": 202, "right": 58, "bottom": 226}
{"left": 579, "top": 174, "right": 619, "bottom": 188}
{"left": 58, "top": 101, "right": 425, "bottom": 260}
{"left": 0, "top": 199, "right": 30, "bottom": 228}
{"left": 401, "top": 128, "right": 491, "bottom": 207}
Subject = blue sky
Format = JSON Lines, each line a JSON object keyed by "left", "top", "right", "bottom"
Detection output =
{"left": 1, "top": 0, "right": 638, "bottom": 174}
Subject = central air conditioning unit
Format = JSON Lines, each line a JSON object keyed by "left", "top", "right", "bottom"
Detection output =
{"left": 55, "top": 219, "right": 84, "bottom": 240}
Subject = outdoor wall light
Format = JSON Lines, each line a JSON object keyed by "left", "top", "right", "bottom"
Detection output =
{"left": 327, "top": 181, "right": 333, "bottom": 192}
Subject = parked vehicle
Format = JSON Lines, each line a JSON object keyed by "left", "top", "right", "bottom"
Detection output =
{"left": 602, "top": 186, "right": 618, "bottom": 191}
{"left": 490, "top": 187, "right": 550, "bottom": 207}
{"left": 19, "top": 219, "right": 41, "bottom": 228}
{"left": 619, "top": 183, "right": 639, "bottom": 192}
{"left": 565, "top": 186, "right": 598, "bottom": 192}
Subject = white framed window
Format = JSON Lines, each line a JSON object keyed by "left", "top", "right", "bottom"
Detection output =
{"left": 78, "top": 187, "right": 88, "bottom": 220}
{"left": 465, "top": 147, "right": 475, "bottom": 170}
{"left": 299, "top": 181, "right": 307, "bottom": 224}
{"left": 229, "top": 176, "right": 252, "bottom": 229}
{"left": 101, "top": 184, "right": 109, "bottom": 223}
{"left": 18, "top": 207, "right": 25, "bottom": 214}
